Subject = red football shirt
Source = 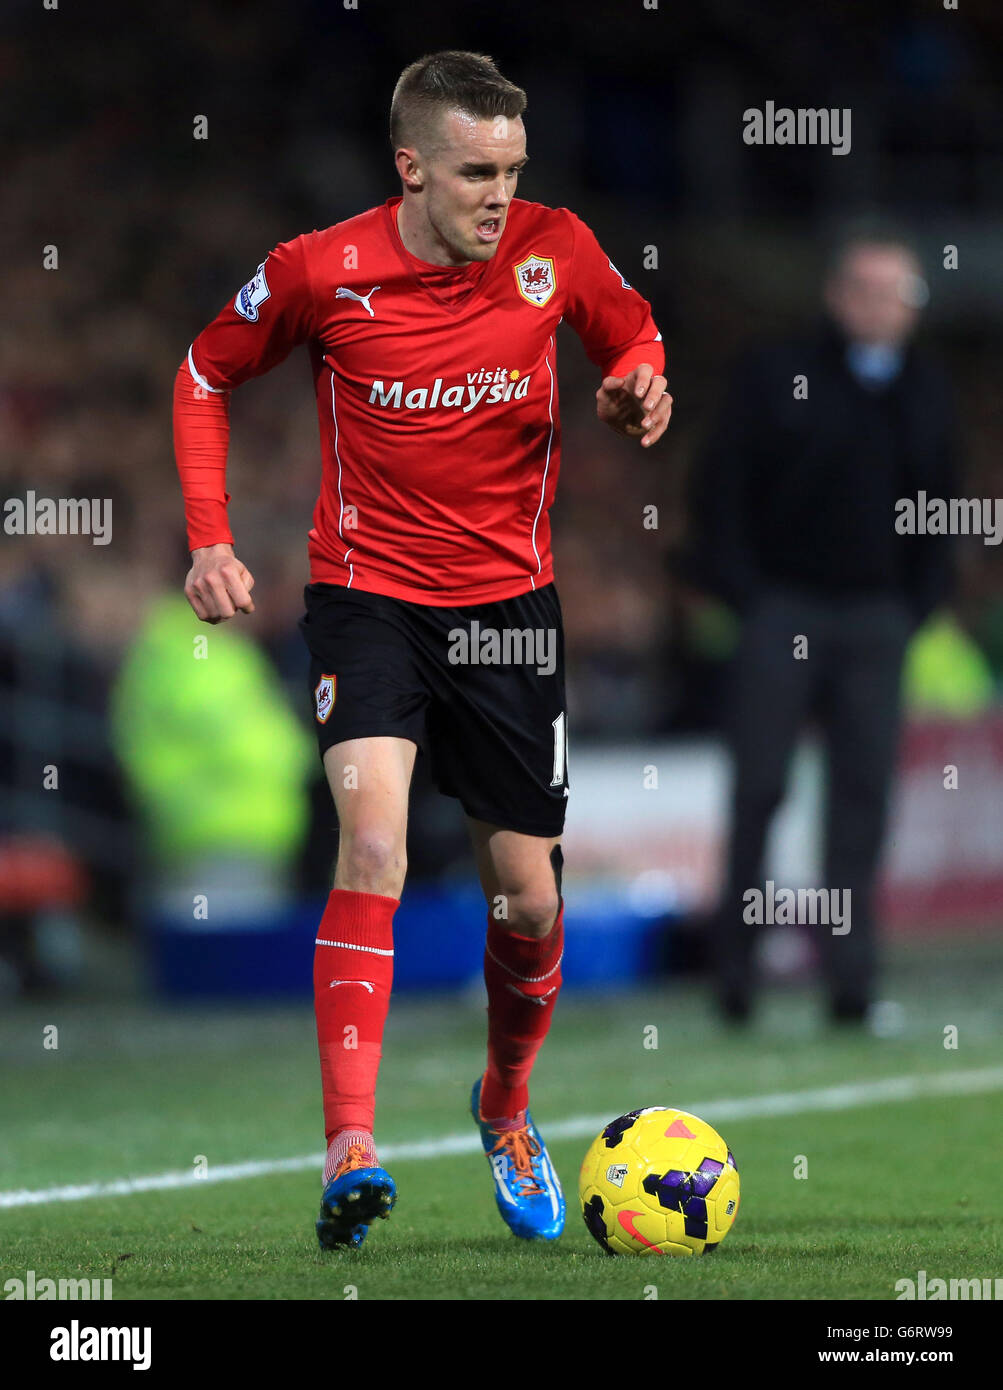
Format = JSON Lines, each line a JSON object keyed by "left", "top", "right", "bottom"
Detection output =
{"left": 178, "top": 195, "right": 664, "bottom": 605}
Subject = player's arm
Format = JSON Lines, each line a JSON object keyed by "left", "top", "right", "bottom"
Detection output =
{"left": 173, "top": 236, "right": 317, "bottom": 623}
{"left": 561, "top": 210, "right": 671, "bottom": 448}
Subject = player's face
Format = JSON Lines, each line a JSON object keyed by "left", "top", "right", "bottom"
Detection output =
{"left": 421, "top": 110, "right": 528, "bottom": 264}
{"left": 824, "top": 244, "right": 925, "bottom": 347}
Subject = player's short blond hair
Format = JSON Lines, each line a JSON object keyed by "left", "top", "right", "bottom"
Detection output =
{"left": 390, "top": 50, "right": 527, "bottom": 158}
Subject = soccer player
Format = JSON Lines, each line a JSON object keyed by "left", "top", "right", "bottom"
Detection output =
{"left": 173, "top": 50, "right": 670, "bottom": 1250}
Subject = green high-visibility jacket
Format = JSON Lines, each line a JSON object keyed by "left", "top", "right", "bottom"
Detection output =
{"left": 110, "top": 595, "right": 315, "bottom": 866}
{"left": 903, "top": 612, "right": 995, "bottom": 717}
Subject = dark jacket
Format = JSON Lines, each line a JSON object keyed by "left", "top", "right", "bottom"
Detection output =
{"left": 684, "top": 316, "right": 959, "bottom": 624}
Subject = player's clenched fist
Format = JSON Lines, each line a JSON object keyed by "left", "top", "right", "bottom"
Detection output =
{"left": 185, "top": 542, "right": 256, "bottom": 624}
{"left": 596, "top": 363, "right": 672, "bottom": 447}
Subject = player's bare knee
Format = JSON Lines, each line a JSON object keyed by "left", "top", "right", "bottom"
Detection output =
{"left": 499, "top": 889, "right": 560, "bottom": 939}
{"left": 336, "top": 829, "right": 406, "bottom": 896}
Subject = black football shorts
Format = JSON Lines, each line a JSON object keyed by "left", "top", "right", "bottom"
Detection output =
{"left": 298, "top": 580, "right": 569, "bottom": 837}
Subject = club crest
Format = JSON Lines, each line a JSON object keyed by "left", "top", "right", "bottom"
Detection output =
{"left": 513, "top": 254, "right": 556, "bottom": 307}
{"left": 314, "top": 673, "right": 336, "bottom": 724}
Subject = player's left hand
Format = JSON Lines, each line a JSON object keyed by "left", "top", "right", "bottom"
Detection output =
{"left": 596, "top": 364, "right": 672, "bottom": 447}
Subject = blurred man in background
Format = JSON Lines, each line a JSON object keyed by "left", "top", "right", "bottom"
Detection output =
{"left": 688, "top": 225, "right": 959, "bottom": 1026}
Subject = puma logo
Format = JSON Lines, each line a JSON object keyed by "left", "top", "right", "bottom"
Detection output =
{"left": 506, "top": 982, "right": 558, "bottom": 1006}
{"left": 335, "top": 285, "right": 381, "bottom": 317}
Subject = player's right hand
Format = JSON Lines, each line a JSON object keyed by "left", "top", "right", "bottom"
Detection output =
{"left": 185, "top": 543, "right": 256, "bottom": 624}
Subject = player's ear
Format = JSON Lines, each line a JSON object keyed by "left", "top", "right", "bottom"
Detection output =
{"left": 394, "top": 148, "right": 422, "bottom": 190}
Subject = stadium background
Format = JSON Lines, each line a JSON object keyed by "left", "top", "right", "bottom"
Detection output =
{"left": 2, "top": 0, "right": 1002, "bottom": 1303}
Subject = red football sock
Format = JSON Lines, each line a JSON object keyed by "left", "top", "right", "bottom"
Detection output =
{"left": 323, "top": 1128, "right": 378, "bottom": 1185}
{"left": 313, "top": 888, "right": 398, "bottom": 1145}
{"left": 480, "top": 901, "right": 564, "bottom": 1121}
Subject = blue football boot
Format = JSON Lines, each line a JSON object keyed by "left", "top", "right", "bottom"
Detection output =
{"left": 316, "top": 1143, "right": 397, "bottom": 1251}
{"left": 471, "top": 1077, "right": 565, "bottom": 1240}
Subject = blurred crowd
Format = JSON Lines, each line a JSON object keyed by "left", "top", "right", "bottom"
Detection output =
{"left": 3, "top": 0, "right": 1003, "bottom": 946}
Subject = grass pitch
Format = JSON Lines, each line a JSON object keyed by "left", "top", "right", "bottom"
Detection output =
{"left": 1, "top": 933, "right": 1001, "bottom": 1300}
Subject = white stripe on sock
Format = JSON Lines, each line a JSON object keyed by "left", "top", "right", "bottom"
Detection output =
{"left": 315, "top": 939, "right": 394, "bottom": 956}
{"left": 485, "top": 941, "right": 562, "bottom": 983}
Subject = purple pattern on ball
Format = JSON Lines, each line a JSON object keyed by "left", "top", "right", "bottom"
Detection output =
{"left": 692, "top": 1157, "right": 724, "bottom": 1197}
{"left": 601, "top": 1110, "right": 644, "bottom": 1148}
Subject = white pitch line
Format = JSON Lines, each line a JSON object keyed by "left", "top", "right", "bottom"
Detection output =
{"left": 2, "top": 1065, "right": 1002, "bottom": 1211}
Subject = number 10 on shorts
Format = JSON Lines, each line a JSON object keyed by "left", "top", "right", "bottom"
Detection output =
{"left": 551, "top": 711, "right": 569, "bottom": 789}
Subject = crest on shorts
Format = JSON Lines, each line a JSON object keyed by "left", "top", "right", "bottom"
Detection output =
{"left": 314, "top": 673, "right": 336, "bottom": 724}
{"left": 513, "top": 254, "right": 556, "bottom": 307}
